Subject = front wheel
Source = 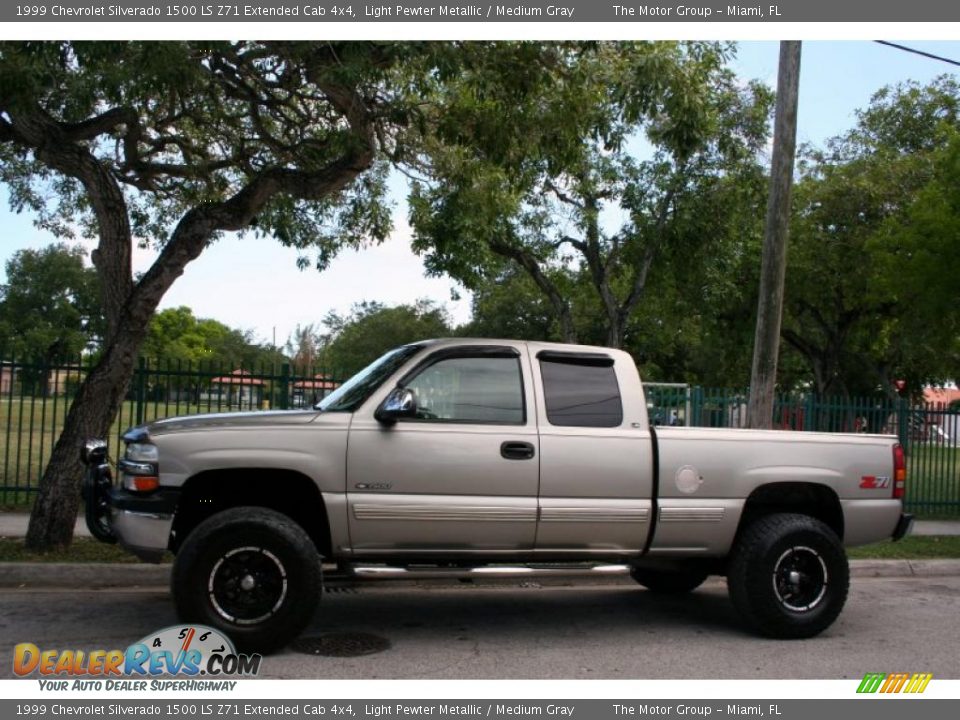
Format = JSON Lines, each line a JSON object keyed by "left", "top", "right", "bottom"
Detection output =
{"left": 727, "top": 513, "right": 849, "bottom": 639}
{"left": 172, "top": 507, "right": 321, "bottom": 654}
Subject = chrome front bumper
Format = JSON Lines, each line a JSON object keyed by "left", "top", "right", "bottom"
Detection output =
{"left": 109, "top": 505, "right": 175, "bottom": 563}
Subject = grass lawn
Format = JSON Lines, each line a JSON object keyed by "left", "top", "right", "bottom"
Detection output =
{"left": 0, "top": 394, "right": 263, "bottom": 506}
{"left": 847, "top": 535, "right": 960, "bottom": 559}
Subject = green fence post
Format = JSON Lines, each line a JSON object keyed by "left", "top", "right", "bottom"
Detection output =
{"left": 279, "top": 363, "right": 290, "bottom": 410}
{"left": 135, "top": 357, "right": 147, "bottom": 426}
{"left": 897, "top": 396, "right": 910, "bottom": 454}
{"left": 691, "top": 386, "right": 703, "bottom": 427}
{"left": 804, "top": 394, "right": 815, "bottom": 432}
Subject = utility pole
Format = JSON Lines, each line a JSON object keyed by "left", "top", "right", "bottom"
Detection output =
{"left": 747, "top": 41, "right": 802, "bottom": 429}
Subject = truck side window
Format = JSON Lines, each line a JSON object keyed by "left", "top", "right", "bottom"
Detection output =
{"left": 404, "top": 356, "right": 525, "bottom": 424}
{"left": 539, "top": 356, "right": 623, "bottom": 428}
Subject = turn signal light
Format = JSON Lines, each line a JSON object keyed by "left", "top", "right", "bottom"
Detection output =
{"left": 892, "top": 444, "right": 906, "bottom": 500}
{"left": 122, "top": 474, "right": 159, "bottom": 492}
{"left": 133, "top": 476, "right": 159, "bottom": 492}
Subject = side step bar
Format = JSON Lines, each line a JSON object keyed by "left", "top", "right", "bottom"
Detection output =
{"left": 330, "top": 563, "right": 631, "bottom": 582}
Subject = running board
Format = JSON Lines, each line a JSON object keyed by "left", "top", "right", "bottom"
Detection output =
{"left": 332, "top": 563, "right": 631, "bottom": 582}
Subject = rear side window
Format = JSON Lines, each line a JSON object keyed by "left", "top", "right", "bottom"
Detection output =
{"left": 539, "top": 355, "right": 623, "bottom": 428}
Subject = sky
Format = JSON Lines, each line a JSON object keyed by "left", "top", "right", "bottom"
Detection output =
{"left": 1, "top": 40, "right": 959, "bottom": 349}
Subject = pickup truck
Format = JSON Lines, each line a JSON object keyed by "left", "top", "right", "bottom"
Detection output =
{"left": 81, "top": 338, "right": 913, "bottom": 652}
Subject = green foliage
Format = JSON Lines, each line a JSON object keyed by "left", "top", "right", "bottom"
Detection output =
{"left": 142, "top": 307, "right": 282, "bottom": 369}
{"left": 0, "top": 243, "right": 101, "bottom": 364}
{"left": 323, "top": 300, "right": 452, "bottom": 377}
{"left": 0, "top": 41, "right": 449, "bottom": 273}
{"left": 462, "top": 269, "right": 563, "bottom": 342}
{"left": 410, "top": 41, "right": 773, "bottom": 348}
{"left": 784, "top": 76, "right": 960, "bottom": 396}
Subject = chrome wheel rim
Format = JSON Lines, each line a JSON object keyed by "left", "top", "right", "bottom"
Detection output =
{"left": 208, "top": 546, "right": 288, "bottom": 625}
{"left": 772, "top": 545, "right": 828, "bottom": 612}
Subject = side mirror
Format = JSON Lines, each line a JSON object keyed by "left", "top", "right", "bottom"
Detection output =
{"left": 375, "top": 387, "right": 417, "bottom": 425}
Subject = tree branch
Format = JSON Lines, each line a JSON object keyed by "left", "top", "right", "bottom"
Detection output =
{"left": 5, "top": 105, "right": 134, "bottom": 337}
{"left": 488, "top": 236, "right": 577, "bottom": 343}
{"left": 61, "top": 107, "right": 139, "bottom": 142}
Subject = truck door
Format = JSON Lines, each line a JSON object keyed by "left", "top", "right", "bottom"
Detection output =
{"left": 346, "top": 345, "right": 539, "bottom": 555}
{"left": 532, "top": 350, "right": 655, "bottom": 554}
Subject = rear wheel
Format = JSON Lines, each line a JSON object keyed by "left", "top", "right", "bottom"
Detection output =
{"left": 630, "top": 566, "right": 708, "bottom": 594}
{"left": 727, "top": 513, "right": 848, "bottom": 639}
{"left": 172, "top": 507, "right": 321, "bottom": 653}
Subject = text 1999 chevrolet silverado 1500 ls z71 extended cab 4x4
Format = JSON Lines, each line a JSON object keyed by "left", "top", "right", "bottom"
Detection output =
{"left": 81, "top": 338, "right": 913, "bottom": 652}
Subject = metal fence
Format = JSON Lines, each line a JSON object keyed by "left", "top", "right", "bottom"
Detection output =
{"left": 0, "top": 356, "right": 344, "bottom": 506}
{"left": 1, "top": 357, "right": 957, "bottom": 517}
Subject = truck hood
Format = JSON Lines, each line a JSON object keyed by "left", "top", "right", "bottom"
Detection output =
{"left": 145, "top": 409, "right": 322, "bottom": 436}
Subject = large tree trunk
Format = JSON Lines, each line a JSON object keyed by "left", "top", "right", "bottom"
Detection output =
{"left": 25, "top": 326, "right": 148, "bottom": 549}
{"left": 9, "top": 48, "right": 378, "bottom": 550}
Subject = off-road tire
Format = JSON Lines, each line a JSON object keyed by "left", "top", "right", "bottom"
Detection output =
{"left": 172, "top": 506, "right": 321, "bottom": 654}
{"left": 630, "top": 567, "right": 709, "bottom": 594}
{"left": 727, "top": 513, "right": 849, "bottom": 639}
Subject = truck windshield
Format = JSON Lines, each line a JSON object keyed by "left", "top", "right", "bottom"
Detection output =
{"left": 315, "top": 344, "right": 423, "bottom": 412}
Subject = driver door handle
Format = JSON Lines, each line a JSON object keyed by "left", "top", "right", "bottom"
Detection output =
{"left": 501, "top": 441, "right": 535, "bottom": 460}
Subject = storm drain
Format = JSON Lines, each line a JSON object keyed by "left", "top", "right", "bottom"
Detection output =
{"left": 291, "top": 633, "right": 392, "bottom": 657}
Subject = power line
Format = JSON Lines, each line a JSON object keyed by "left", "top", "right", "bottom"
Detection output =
{"left": 875, "top": 41, "right": 960, "bottom": 68}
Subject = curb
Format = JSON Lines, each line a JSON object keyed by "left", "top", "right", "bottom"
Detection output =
{"left": 2, "top": 559, "right": 960, "bottom": 590}
{"left": 0, "top": 563, "right": 170, "bottom": 589}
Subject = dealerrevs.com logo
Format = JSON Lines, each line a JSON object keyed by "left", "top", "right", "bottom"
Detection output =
{"left": 14, "top": 625, "right": 261, "bottom": 691}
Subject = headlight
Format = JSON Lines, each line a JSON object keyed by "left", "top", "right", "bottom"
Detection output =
{"left": 121, "top": 443, "right": 160, "bottom": 492}
{"left": 126, "top": 443, "right": 159, "bottom": 463}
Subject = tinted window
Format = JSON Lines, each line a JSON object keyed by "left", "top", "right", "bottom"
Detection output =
{"left": 405, "top": 356, "right": 525, "bottom": 424}
{"left": 539, "top": 357, "right": 623, "bottom": 427}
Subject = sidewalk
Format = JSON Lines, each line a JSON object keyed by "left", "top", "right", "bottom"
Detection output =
{"left": 0, "top": 513, "right": 91, "bottom": 538}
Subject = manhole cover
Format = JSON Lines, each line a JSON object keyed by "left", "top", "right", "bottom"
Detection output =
{"left": 291, "top": 633, "right": 392, "bottom": 657}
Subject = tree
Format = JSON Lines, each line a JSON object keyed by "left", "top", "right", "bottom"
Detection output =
{"left": 410, "top": 41, "right": 772, "bottom": 349}
{"left": 0, "top": 244, "right": 101, "bottom": 387}
{"left": 0, "top": 41, "right": 452, "bottom": 549}
{"left": 461, "top": 268, "right": 564, "bottom": 342}
{"left": 143, "top": 306, "right": 279, "bottom": 367}
{"left": 140, "top": 306, "right": 283, "bottom": 402}
{"left": 285, "top": 323, "right": 329, "bottom": 370}
{"left": 782, "top": 76, "right": 960, "bottom": 398}
{"left": 323, "top": 300, "right": 451, "bottom": 377}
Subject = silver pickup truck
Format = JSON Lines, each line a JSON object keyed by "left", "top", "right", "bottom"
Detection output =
{"left": 82, "top": 338, "right": 912, "bottom": 652}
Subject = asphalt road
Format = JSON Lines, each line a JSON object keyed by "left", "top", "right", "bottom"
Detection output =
{"left": 2, "top": 576, "right": 958, "bottom": 680}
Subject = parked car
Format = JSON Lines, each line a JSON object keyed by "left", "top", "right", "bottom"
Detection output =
{"left": 83, "top": 338, "right": 912, "bottom": 652}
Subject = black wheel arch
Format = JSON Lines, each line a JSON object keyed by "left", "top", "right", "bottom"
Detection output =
{"left": 733, "top": 481, "right": 844, "bottom": 555}
{"left": 169, "top": 468, "right": 331, "bottom": 557}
